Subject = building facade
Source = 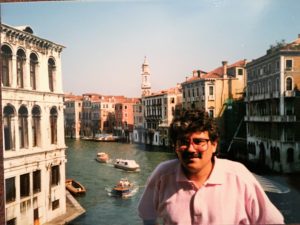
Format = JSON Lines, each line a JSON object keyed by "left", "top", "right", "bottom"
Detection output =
{"left": 114, "top": 98, "right": 140, "bottom": 141}
{"left": 64, "top": 94, "right": 82, "bottom": 139}
{"left": 132, "top": 100, "right": 144, "bottom": 143}
{"left": 182, "top": 60, "right": 247, "bottom": 117}
{"left": 1, "top": 24, "right": 67, "bottom": 224}
{"left": 141, "top": 86, "right": 182, "bottom": 146}
{"left": 245, "top": 36, "right": 300, "bottom": 173}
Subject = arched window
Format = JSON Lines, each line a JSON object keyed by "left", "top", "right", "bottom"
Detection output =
{"left": 18, "top": 106, "right": 28, "bottom": 149}
{"left": 287, "top": 148, "right": 294, "bottom": 163}
{"left": 17, "top": 49, "right": 26, "bottom": 88}
{"left": 3, "top": 105, "right": 15, "bottom": 150}
{"left": 286, "top": 77, "right": 293, "bottom": 91}
{"left": 275, "top": 147, "right": 281, "bottom": 162}
{"left": 48, "top": 58, "right": 55, "bottom": 92}
{"left": 1, "top": 45, "right": 12, "bottom": 87}
{"left": 30, "top": 53, "right": 38, "bottom": 90}
{"left": 50, "top": 107, "right": 58, "bottom": 144}
{"left": 32, "top": 106, "right": 41, "bottom": 147}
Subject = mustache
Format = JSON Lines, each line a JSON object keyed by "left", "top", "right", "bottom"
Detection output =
{"left": 180, "top": 151, "right": 202, "bottom": 159}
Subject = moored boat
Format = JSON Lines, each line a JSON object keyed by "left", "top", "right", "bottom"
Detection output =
{"left": 93, "top": 134, "right": 119, "bottom": 142}
{"left": 96, "top": 152, "right": 109, "bottom": 163}
{"left": 65, "top": 179, "right": 86, "bottom": 195}
{"left": 114, "top": 159, "right": 140, "bottom": 171}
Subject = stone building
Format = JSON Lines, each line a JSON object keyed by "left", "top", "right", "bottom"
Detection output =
{"left": 141, "top": 86, "right": 182, "bottom": 146}
{"left": 64, "top": 93, "right": 82, "bottom": 139}
{"left": 245, "top": 35, "right": 300, "bottom": 173}
{"left": 1, "top": 24, "right": 66, "bottom": 224}
{"left": 181, "top": 60, "right": 247, "bottom": 117}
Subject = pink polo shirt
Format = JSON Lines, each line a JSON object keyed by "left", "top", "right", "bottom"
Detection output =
{"left": 138, "top": 157, "right": 284, "bottom": 225}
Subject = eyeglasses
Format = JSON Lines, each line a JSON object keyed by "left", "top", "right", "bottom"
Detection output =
{"left": 177, "top": 138, "right": 210, "bottom": 151}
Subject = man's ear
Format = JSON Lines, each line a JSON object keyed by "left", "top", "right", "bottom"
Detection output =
{"left": 211, "top": 141, "right": 218, "bottom": 153}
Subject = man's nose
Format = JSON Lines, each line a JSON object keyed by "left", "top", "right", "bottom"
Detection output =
{"left": 187, "top": 141, "right": 196, "bottom": 151}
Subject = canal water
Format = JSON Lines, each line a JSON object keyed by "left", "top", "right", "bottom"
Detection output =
{"left": 65, "top": 139, "right": 300, "bottom": 225}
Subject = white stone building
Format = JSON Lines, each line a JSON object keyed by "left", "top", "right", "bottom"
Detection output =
{"left": 1, "top": 24, "right": 67, "bottom": 224}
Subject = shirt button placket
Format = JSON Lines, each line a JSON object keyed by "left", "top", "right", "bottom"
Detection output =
{"left": 192, "top": 189, "right": 203, "bottom": 224}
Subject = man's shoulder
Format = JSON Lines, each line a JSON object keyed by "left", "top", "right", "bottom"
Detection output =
{"left": 216, "top": 158, "right": 255, "bottom": 181}
{"left": 152, "top": 159, "right": 179, "bottom": 177}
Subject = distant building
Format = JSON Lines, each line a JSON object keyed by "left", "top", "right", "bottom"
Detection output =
{"left": 245, "top": 35, "right": 300, "bottom": 173}
{"left": 1, "top": 24, "right": 66, "bottom": 224}
{"left": 182, "top": 60, "right": 247, "bottom": 117}
{"left": 141, "top": 86, "right": 182, "bottom": 146}
{"left": 80, "top": 93, "right": 129, "bottom": 136}
{"left": 64, "top": 94, "right": 83, "bottom": 139}
{"left": 114, "top": 98, "right": 140, "bottom": 141}
{"left": 132, "top": 99, "right": 144, "bottom": 143}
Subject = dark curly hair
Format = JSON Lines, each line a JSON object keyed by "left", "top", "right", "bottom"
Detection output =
{"left": 169, "top": 109, "right": 219, "bottom": 150}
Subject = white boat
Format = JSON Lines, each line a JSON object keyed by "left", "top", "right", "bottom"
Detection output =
{"left": 114, "top": 159, "right": 140, "bottom": 171}
{"left": 95, "top": 152, "right": 109, "bottom": 163}
{"left": 93, "top": 134, "right": 119, "bottom": 142}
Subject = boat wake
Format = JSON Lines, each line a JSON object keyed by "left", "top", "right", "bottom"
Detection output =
{"left": 105, "top": 181, "right": 139, "bottom": 199}
{"left": 253, "top": 174, "right": 290, "bottom": 194}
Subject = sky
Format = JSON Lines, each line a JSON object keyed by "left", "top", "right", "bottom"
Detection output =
{"left": 1, "top": 0, "right": 300, "bottom": 97}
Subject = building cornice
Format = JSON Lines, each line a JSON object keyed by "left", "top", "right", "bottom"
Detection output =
{"left": 1, "top": 23, "right": 65, "bottom": 53}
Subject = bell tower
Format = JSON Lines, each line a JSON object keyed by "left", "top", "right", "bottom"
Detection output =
{"left": 141, "top": 56, "right": 151, "bottom": 96}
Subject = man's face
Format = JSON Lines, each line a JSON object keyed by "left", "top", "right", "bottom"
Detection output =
{"left": 175, "top": 131, "right": 217, "bottom": 175}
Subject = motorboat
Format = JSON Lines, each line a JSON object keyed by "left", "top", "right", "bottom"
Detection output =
{"left": 108, "top": 178, "right": 138, "bottom": 198}
{"left": 65, "top": 179, "right": 86, "bottom": 195}
{"left": 114, "top": 159, "right": 140, "bottom": 171}
{"left": 96, "top": 152, "right": 109, "bottom": 163}
{"left": 93, "top": 134, "right": 119, "bottom": 142}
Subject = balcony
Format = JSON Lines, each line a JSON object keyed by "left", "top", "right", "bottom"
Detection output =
{"left": 208, "top": 95, "right": 215, "bottom": 101}
{"left": 244, "top": 116, "right": 271, "bottom": 122}
{"left": 272, "top": 91, "right": 279, "bottom": 98}
{"left": 284, "top": 90, "right": 296, "bottom": 97}
{"left": 271, "top": 115, "right": 296, "bottom": 122}
{"left": 245, "top": 115, "right": 297, "bottom": 122}
{"left": 281, "top": 115, "right": 296, "bottom": 122}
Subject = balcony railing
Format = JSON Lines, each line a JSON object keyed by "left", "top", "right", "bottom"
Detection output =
{"left": 284, "top": 90, "right": 296, "bottom": 97}
{"left": 208, "top": 95, "right": 215, "bottom": 101}
{"left": 245, "top": 115, "right": 297, "bottom": 122}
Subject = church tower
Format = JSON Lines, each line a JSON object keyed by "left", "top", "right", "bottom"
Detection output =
{"left": 141, "top": 56, "right": 151, "bottom": 96}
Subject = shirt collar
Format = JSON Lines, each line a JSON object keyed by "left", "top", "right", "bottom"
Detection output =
{"left": 205, "top": 157, "right": 225, "bottom": 185}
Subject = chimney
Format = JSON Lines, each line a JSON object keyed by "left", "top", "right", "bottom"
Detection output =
{"left": 222, "top": 61, "right": 228, "bottom": 78}
{"left": 298, "top": 34, "right": 300, "bottom": 39}
{"left": 192, "top": 70, "right": 198, "bottom": 77}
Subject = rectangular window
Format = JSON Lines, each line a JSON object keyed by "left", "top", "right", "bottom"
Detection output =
{"left": 238, "top": 68, "right": 243, "bottom": 75}
{"left": 5, "top": 177, "right": 16, "bottom": 203}
{"left": 33, "top": 170, "right": 41, "bottom": 193}
{"left": 51, "top": 165, "right": 60, "bottom": 186}
{"left": 285, "top": 59, "right": 293, "bottom": 70}
{"left": 20, "top": 173, "right": 30, "bottom": 198}
{"left": 209, "top": 86, "right": 214, "bottom": 95}
{"left": 52, "top": 199, "right": 60, "bottom": 210}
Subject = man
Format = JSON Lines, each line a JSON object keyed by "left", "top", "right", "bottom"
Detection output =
{"left": 138, "top": 110, "right": 284, "bottom": 225}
